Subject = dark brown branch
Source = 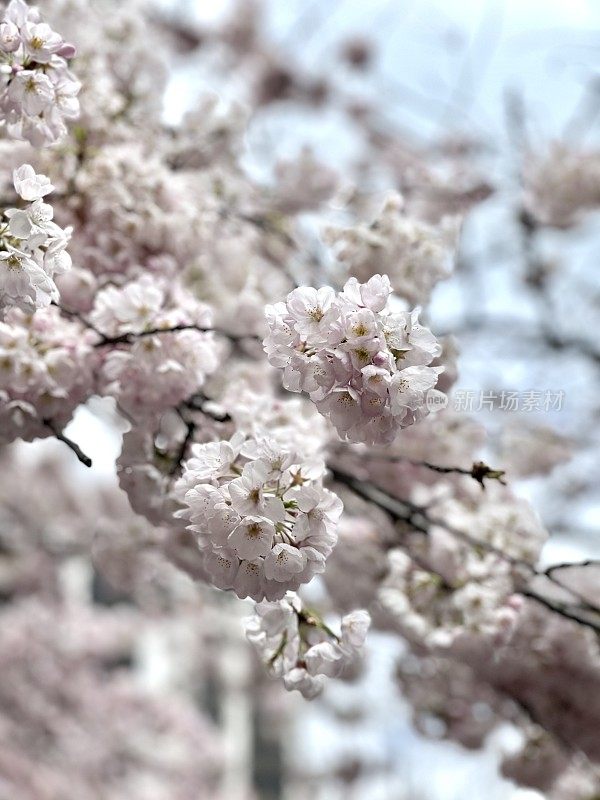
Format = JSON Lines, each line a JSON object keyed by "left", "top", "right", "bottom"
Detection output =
{"left": 183, "top": 393, "right": 232, "bottom": 423}
{"left": 544, "top": 558, "right": 600, "bottom": 576}
{"left": 54, "top": 302, "right": 261, "bottom": 349}
{"left": 330, "top": 464, "right": 522, "bottom": 566}
{"left": 92, "top": 324, "right": 259, "bottom": 348}
{"left": 43, "top": 419, "right": 92, "bottom": 468}
{"left": 169, "top": 416, "right": 196, "bottom": 476}
{"left": 52, "top": 301, "right": 103, "bottom": 338}
{"left": 540, "top": 560, "right": 600, "bottom": 615}
{"left": 328, "top": 465, "right": 428, "bottom": 533}
{"left": 521, "top": 590, "right": 600, "bottom": 637}
{"left": 329, "top": 466, "right": 456, "bottom": 591}
{"left": 93, "top": 324, "right": 212, "bottom": 347}
{"left": 168, "top": 394, "right": 234, "bottom": 477}
{"left": 360, "top": 453, "right": 506, "bottom": 488}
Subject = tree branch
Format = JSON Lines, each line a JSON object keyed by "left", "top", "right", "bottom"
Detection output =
{"left": 328, "top": 465, "right": 428, "bottom": 532}
{"left": 54, "top": 303, "right": 261, "bottom": 349}
{"left": 92, "top": 324, "right": 260, "bottom": 348}
{"left": 52, "top": 301, "right": 103, "bottom": 338}
{"left": 183, "top": 393, "right": 232, "bottom": 423}
{"left": 357, "top": 452, "right": 506, "bottom": 488}
{"left": 169, "top": 415, "right": 196, "bottom": 476}
{"left": 329, "top": 464, "right": 600, "bottom": 635}
{"left": 521, "top": 589, "right": 600, "bottom": 636}
{"left": 43, "top": 419, "right": 92, "bottom": 468}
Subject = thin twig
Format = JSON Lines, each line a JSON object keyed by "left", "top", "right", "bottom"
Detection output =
{"left": 52, "top": 301, "right": 103, "bottom": 337}
{"left": 521, "top": 590, "right": 600, "bottom": 636}
{"left": 93, "top": 324, "right": 212, "bottom": 347}
{"left": 328, "top": 466, "right": 456, "bottom": 591}
{"left": 170, "top": 416, "right": 196, "bottom": 476}
{"left": 54, "top": 303, "right": 261, "bottom": 349}
{"left": 183, "top": 393, "right": 232, "bottom": 423}
{"left": 358, "top": 452, "right": 506, "bottom": 488}
{"left": 544, "top": 558, "right": 600, "bottom": 576}
{"left": 540, "top": 560, "right": 600, "bottom": 614}
{"left": 43, "top": 419, "right": 92, "bottom": 468}
{"left": 92, "top": 324, "right": 259, "bottom": 348}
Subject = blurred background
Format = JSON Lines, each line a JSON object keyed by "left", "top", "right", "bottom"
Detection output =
{"left": 3, "top": 0, "right": 600, "bottom": 798}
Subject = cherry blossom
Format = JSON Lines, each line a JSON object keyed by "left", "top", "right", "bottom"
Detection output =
{"left": 264, "top": 273, "right": 443, "bottom": 444}
{"left": 324, "top": 193, "right": 459, "bottom": 305}
{"left": 0, "top": 305, "right": 95, "bottom": 444}
{"left": 0, "top": 164, "right": 72, "bottom": 315}
{"left": 0, "top": 1, "right": 80, "bottom": 146}
{"left": 245, "top": 592, "right": 371, "bottom": 699}
{"left": 92, "top": 276, "right": 219, "bottom": 420}
{"left": 176, "top": 428, "right": 342, "bottom": 601}
{"left": 0, "top": 0, "right": 595, "bottom": 794}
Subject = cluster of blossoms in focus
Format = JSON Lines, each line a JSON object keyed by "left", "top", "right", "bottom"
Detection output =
{"left": 246, "top": 592, "right": 370, "bottom": 698}
{"left": 0, "top": 164, "right": 72, "bottom": 315}
{"left": 0, "top": 0, "right": 79, "bottom": 146}
{"left": 176, "top": 432, "right": 342, "bottom": 601}
{"left": 264, "top": 273, "right": 443, "bottom": 445}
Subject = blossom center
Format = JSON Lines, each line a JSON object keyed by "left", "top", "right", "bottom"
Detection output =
{"left": 354, "top": 347, "right": 371, "bottom": 363}
{"left": 5, "top": 255, "right": 22, "bottom": 271}
{"left": 249, "top": 488, "right": 261, "bottom": 504}
{"left": 246, "top": 523, "right": 262, "bottom": 539}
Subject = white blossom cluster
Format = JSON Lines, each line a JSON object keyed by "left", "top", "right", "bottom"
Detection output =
{"left": 264, "top": 273, "right": 443, "bottom": 445}
{"left": 0, "top": 0, "right": 79, "bottom": 146}
{"left": 380, "top": 548, "right": 519, "bottom": 648}
{"left": 68, "top": 142, "right": 203, "bottom": 281}
{"left": 0, "top": 304, "right": 94, "bottom": 444}
{"left": 379, "top": 482, "right": 548, "bottom": 648}
{"left": 91, "top": 275, "right": 218, "bottom": 421}
{"left": 0, "top": 164, "right": 72, "bottom": 316}
{"left": 218, "top": 383, "right": 331, "bottom": 460}
{"left": 324, "top": 193, "right": 459, "bottom": 306}
{"left": 117, "top": 426, "right": 180, "bottom": 527}
{"left": 175, "top": 433, "right": 343, "bottom": 601}
{"left": 245, "top": 592, "right": 371, "bottom": 699}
